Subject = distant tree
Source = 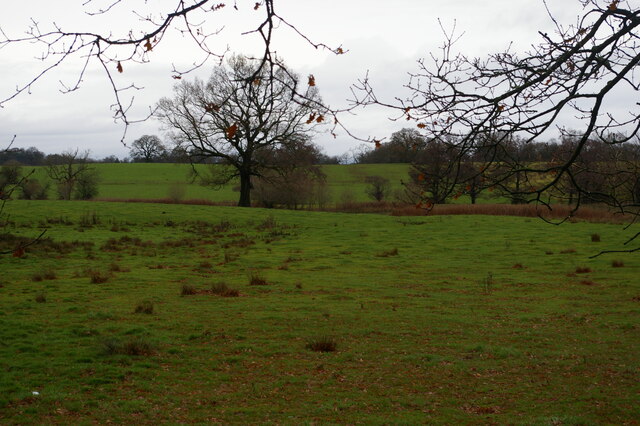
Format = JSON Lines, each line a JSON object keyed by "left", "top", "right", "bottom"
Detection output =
{"left": 0, "top": 161, "right": 23, "bottom": 199}
{"left": 45, "top": 150, "right": 98, "bottom": 200}
{"left": 357, "top": 128, "right": 426, "bottom": 164}
{"left": 129, "top": 135, "right": 167, "bottom": 163}
{"left": 364, "top": 175, "right": 391, "bottom": 202}
{"left": 0, "top": 147, "right": 45, "bottom": 166}
{"left": 74, "top": 169, "right": 100, "bottom": 200}
{"left": 101, "top": 155, "right": 121, "bottom": 163}
{"left": 157, "top": 55, "right": 323, "bottom": 207}
{"left": 404, "top": 138, "right": 462, "bottom": 206}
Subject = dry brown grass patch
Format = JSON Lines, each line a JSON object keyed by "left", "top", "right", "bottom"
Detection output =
{"left": 612, "top": 260, "right": 625, "bottom": 268}
{"left": 376, "top": 248, "right": 399, "bottom": 257}
{"left": 306, "top": 336, "right": 338, "bottom": 353}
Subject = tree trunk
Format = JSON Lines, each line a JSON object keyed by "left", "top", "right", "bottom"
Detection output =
{"left": 238, "top": 171, "right": 252, "bottom": 207}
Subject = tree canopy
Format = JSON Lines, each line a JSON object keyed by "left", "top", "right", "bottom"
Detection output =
{"left": 156, "top": 55, "right": 323, "bottom": 206}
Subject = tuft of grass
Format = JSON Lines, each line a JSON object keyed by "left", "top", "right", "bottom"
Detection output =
{"left": 376, "top": 248, "right": 399, "bottom": 257}
{"left": 480, "top": 272, "right": 494, "bottom": 294}
{"left": 181, "top": 284, "right": 198, "bottom": 296}
{"left": 512, "top": 263, "right": 524, "bottom": 269}
{"left": 560, "top": 248, "right": 577, "bottom": 254}
{"left": 134, "top": 300, "right": 154, "bottom": 314}
{"left": 248, "top": 270, "right": 269, "bottom": 286}
{"left": 88, "top": 269, "right": 110, "bottom": 284}
{"left": 102, "top": 337, "right": 154, "bottom": 356}
{"left": 32, "top": 269, "right": 57, "bottom": 282}
{"left": 109, "top": 262, "right": 129, "bottom": 272}
{"left": 223, "top": 251, "right": 238, "bottom": 264}
{"left": 591, "top": 233, "right": 601, "bottom": 242}
{"left": 211, "top": 282, "right": 240, "bottom": 297}
{"left": 198, "top": 261, "right": 213, "bottom": 269}
{"left": 306, "top": 336, "right": 338, "bottom": 353}
{"left": 612, "top": 260, "right": 624, "bottom": 268}
{"left": 35, "top": 293, "right": 47, "bottom": 303}
{"left": 575, "top": 266, "right": 592, "bottom": 274}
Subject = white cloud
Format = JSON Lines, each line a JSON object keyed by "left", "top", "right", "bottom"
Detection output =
{"left": 0, "top": 0, "right": 630, "bottom": 158}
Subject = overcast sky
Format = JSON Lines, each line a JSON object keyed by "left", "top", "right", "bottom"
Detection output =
{"left": 0, "top": 0, "right": 592, "bottom": 158}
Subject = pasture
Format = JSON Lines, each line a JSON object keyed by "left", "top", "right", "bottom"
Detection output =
{"left": 1, "top": 200, "right": 638, "bottom": 423}
{"left": 28, "top": 163, "right": 413, "bottom": 204}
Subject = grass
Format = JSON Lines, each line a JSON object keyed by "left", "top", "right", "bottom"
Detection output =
{"left": 0, "top": 200, "right": 638, "bottom": 424}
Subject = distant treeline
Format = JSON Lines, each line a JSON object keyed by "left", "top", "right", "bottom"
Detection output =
{"left": 0, "top": 145, "right": 345, "bottom": 166}
{"left": 354, "top": 128, "right": 640, "bottom": 164}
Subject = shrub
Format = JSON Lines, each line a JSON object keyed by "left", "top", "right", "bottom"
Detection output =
{"left": 74, "top": 170, "right": 100, "bottom": 200}
{"left": 19, "top": 178, "right": 49, "bottom": 200}
{"left": 134, "top": 301, "right": 154, "bottom": 314}
{"left": 306, "top": 336, "right": 338, "bottom": 353}
{"left": 181, "top": 284, "right": 197, "bottom": 296}
{"left": 591, "top": 233, "right": 601, "bottom": 242}
{"left": 364, "top": 175, "right": 391, "bottom": 202}
{"left": 167, "top": 183, "right": 186, "bottom": 202}
{"left": 211, "top": 282, "right": 240, "bottom": 297}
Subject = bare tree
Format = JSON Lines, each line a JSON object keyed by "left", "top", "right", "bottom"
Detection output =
{"left": 354, "top": 0, "right": 640, "bottom": 252}
{"left": 364, "top": 176, "right": 391, "bottom": 202}
{"left": 46, "top": 150, "right": 98, "bottom": 200}
{"left": 129, "top": 135, "right": 167, "bottom": 162}
{"left": 157, "top": 55, "right": 323, "bottom": 207}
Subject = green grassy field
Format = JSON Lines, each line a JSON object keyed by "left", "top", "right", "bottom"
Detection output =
{"left": 28, "top": 163, "right": 415, "bottom": 203}
{"left": 1, "top": 200, "right": 638, "bottom": 423}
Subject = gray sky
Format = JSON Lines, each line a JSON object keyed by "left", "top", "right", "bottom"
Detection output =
{"left": 0, "top": 0, "right": 590, "bottom": 158}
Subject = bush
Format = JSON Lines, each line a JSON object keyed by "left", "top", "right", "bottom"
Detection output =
{"left": 167, "top": 183, "right": 186, "bottom": 202}
{"left": 18, "top": 178, "right": 49, "bottom": 200}
{"left": 74, "top": 170, "right": 100, "bottom": 200}
{"left": 364, "top": 175, "right": 391, "bottom": 202}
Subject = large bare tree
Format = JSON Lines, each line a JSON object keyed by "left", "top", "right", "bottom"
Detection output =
{"left": 156, "top": 55, "right": 323, "bottom": 207}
